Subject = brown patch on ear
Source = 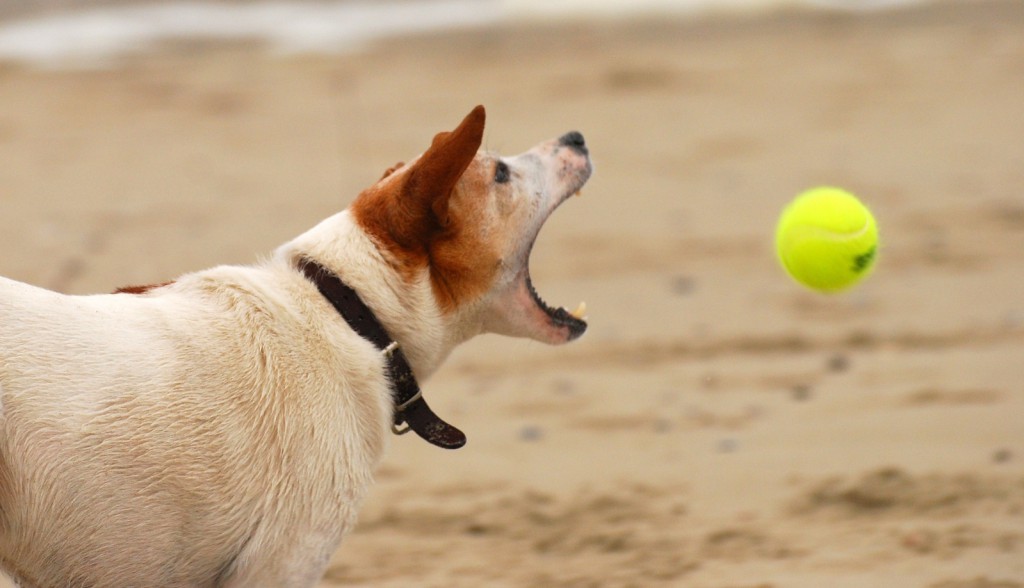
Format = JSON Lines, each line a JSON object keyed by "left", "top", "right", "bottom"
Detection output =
{"left": 379, "top": 161, "right": 405, "bottom": 181}
{"left": 352, "top": 105, "right": 486, "bottom": 281}
{"left": 114, "top": 281, "right": 173, "bottom": 295}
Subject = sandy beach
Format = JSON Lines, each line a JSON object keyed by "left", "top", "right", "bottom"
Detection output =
{"left": 0, "top": 1, "right": 1022, "bottom": 586}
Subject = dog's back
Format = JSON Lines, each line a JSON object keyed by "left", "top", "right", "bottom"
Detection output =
{"left": 0, "top": 267, "right": 390, "bottom": 586}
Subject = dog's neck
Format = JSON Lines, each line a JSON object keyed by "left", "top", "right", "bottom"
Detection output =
{"left": 295, "top": 257, "right": 466, "bottom": 449}
{"left": 276, "top": 210, "right": 472, "bottom": 383}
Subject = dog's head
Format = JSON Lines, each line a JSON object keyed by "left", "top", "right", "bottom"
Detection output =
{"left": 351, "top": 105, "right": 591, "bottom": 345}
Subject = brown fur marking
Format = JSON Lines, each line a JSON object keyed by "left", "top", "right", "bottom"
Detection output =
{"left": 114, "top": 282, "right": 174, "bottom": 295}
{"left": 426, "top": 165, "right": 502, "bottom": 312}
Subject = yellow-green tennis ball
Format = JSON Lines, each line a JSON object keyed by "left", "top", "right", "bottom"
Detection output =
{"left": 775, "top": 187, "right": 878, "bottom": 292}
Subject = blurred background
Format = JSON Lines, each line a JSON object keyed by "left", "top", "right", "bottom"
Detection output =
{"left": 1, "top": 1, "right": 1022, "bottom": 586}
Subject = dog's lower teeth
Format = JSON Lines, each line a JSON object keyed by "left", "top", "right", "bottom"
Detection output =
{"left": 569, "top": 301, "right": 587, "bottom": 320}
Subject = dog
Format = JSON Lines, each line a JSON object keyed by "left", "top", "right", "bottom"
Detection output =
{"left": 0, "top": 105, "right": 591, "bottom": 587}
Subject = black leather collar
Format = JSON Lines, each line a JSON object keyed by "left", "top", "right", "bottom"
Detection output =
{"left": 297, "top": 258, "right": 466, "bottom": 449}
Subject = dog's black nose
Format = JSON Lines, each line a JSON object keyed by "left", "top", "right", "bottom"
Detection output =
{"left": 558, "top": 131, "right": 588, "bottom": 155}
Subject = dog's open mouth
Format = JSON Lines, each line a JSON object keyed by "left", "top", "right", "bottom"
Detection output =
{"left": 519, "top": 184, "right": 589, "bottom": 343}
{"left": 487, "top": 135, "right": 592, "bottom": 346}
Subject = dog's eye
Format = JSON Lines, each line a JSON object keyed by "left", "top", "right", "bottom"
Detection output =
{"left": 494, "top": 161, "right": 510, "bottom": 184}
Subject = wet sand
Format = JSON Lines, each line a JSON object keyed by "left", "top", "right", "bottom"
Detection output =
{"left": 0, "top": 1, "right": 1022, "bottom": 586}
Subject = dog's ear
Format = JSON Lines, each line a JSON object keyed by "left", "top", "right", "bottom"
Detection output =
{"left": 353, "top": 106, "right": 485, "bottom": 256}
{"left": 379, "top": 161, "right": 405, "bottom": 181}
{"left": 405, "top": 105, "right": 485, "bottom": 227}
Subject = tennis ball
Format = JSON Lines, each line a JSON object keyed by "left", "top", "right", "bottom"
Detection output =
{"left": 775, "top": 187, "right": 878, "bottom": 292}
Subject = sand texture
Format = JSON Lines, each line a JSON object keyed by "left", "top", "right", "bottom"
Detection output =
{"left": 0, "top": 1, "right": 1022, "bottom": 586}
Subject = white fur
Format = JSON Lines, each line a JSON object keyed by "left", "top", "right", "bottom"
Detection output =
{"left": 0, "top": 234, "right": 394, "bottom": 586}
